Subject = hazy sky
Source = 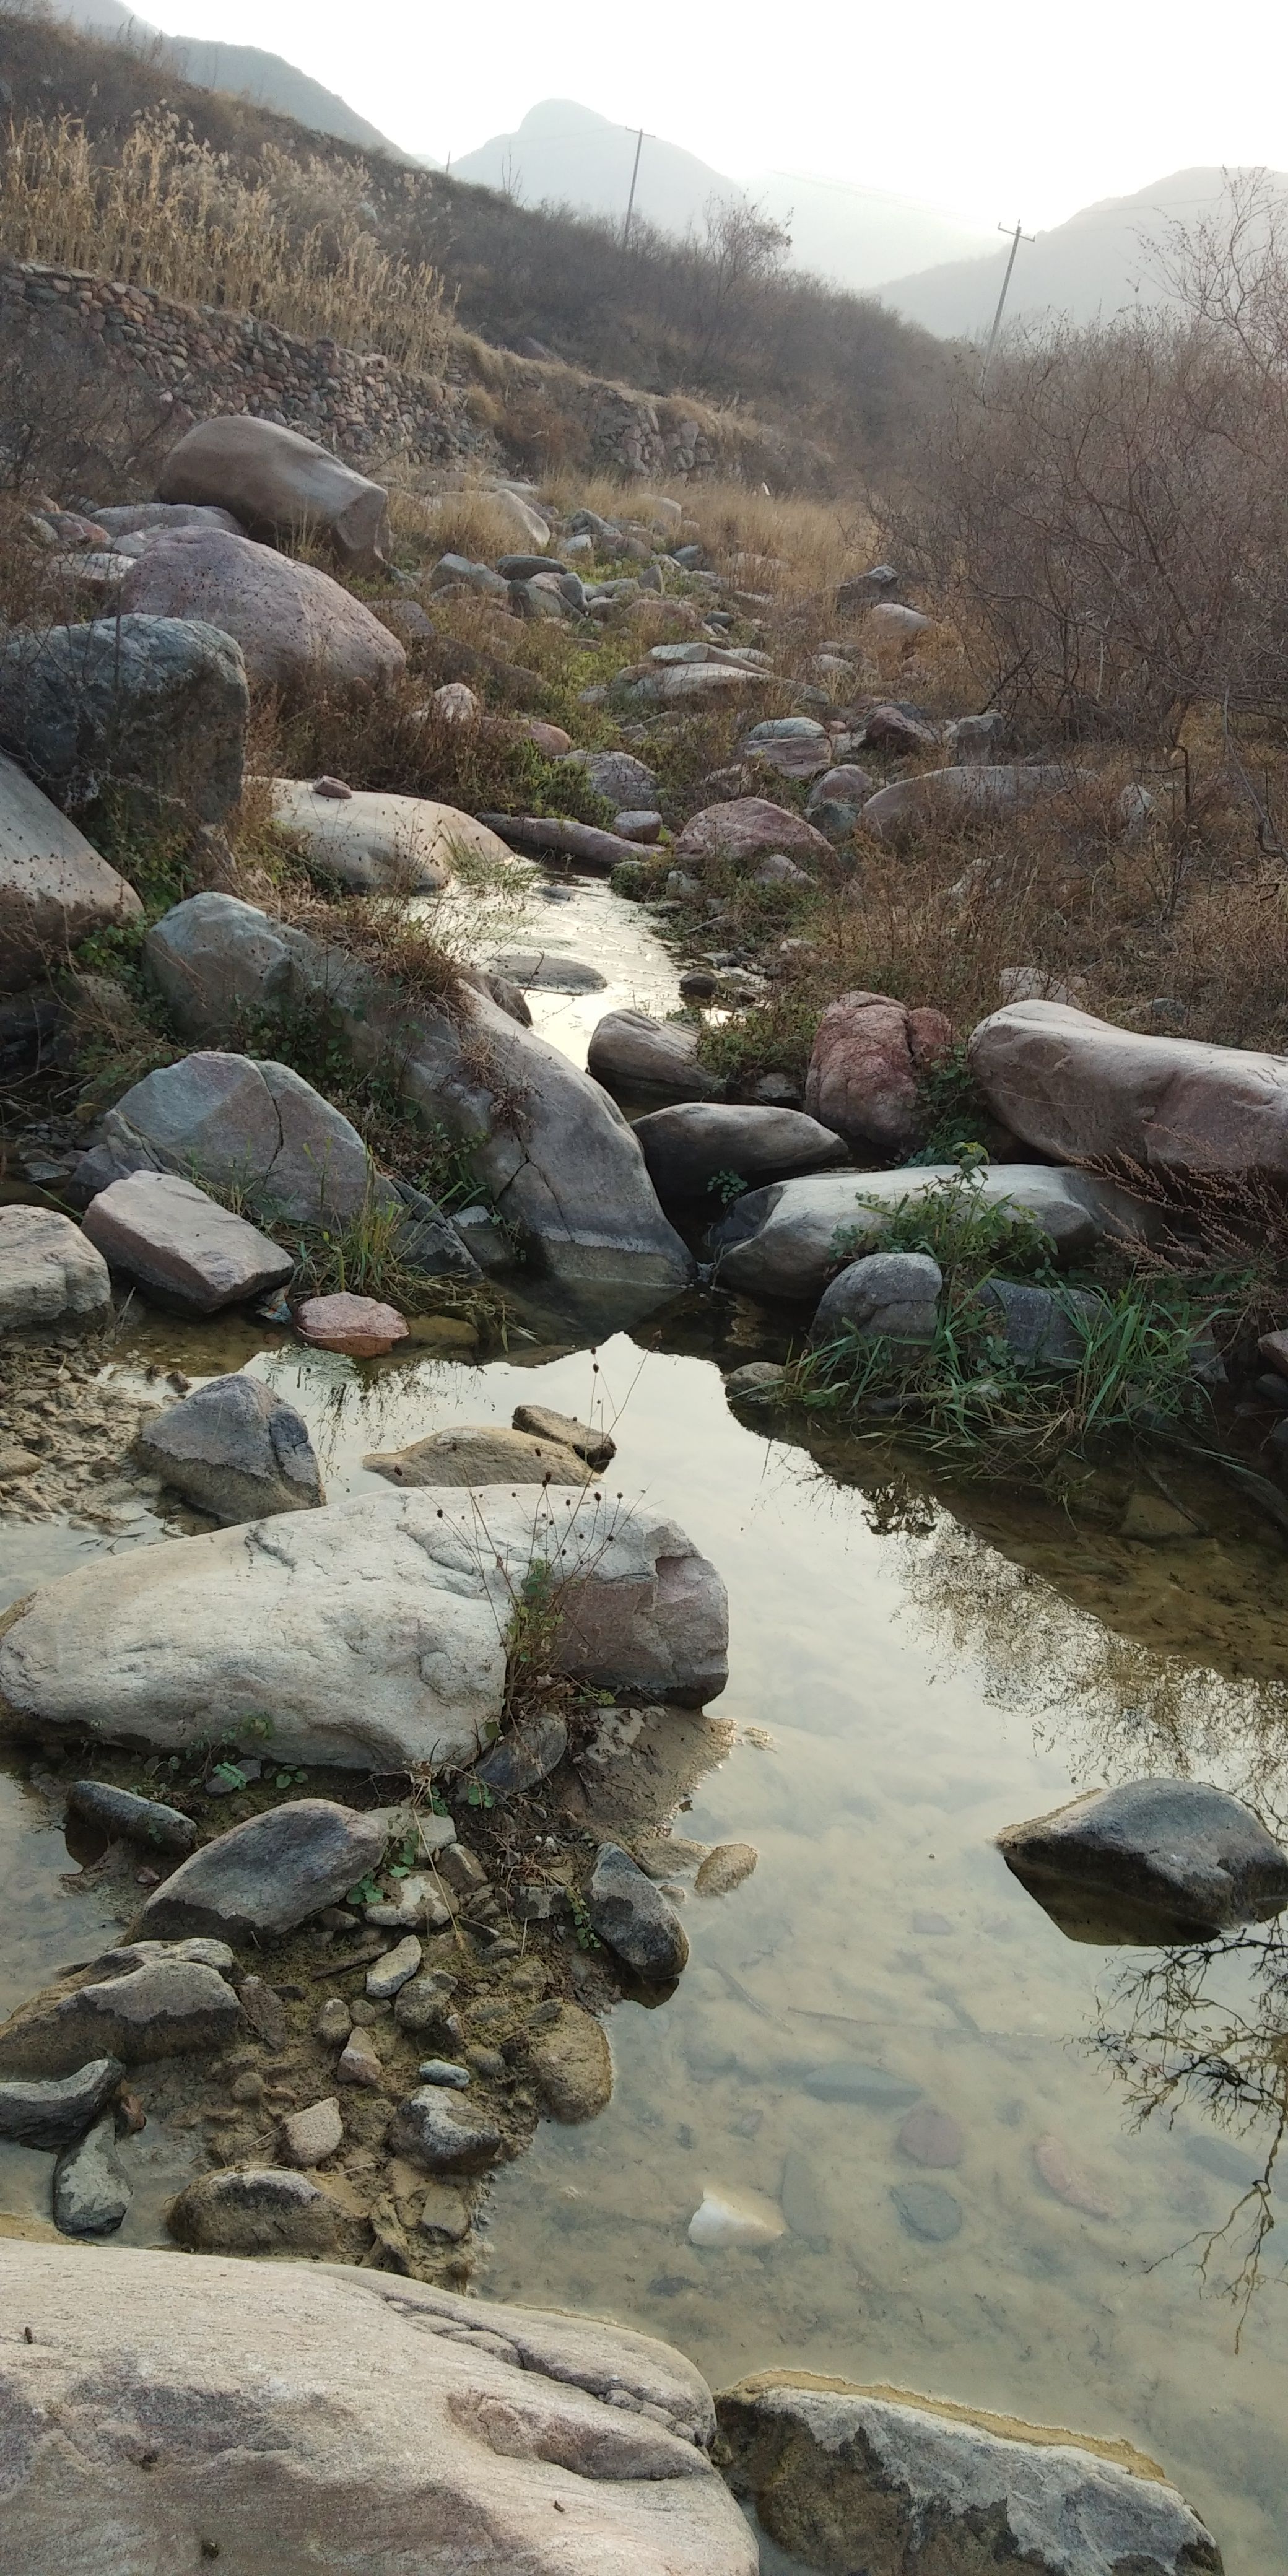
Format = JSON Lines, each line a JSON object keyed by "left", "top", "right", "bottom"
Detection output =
{"left": 141, "top": 0, "right": 1288, "bottom": 233}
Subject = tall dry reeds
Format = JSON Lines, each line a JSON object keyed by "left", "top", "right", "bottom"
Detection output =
{"left": 0, "top": 109, "right": 451, "bottom": 370}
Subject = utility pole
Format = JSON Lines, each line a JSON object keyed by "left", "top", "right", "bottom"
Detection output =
{"left": 622, "top": 127, "right": 645, "bottom": 247}
{"left": 980, "top": 219, "right": 1034, "bottom": 392}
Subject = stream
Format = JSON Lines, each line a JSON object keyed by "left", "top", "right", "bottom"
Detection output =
{"left": 2, "top": 866, "right": 1287, "bottom": 2572}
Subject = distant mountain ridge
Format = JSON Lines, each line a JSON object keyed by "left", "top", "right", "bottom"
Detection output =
{"left": 450, "top": 100, "right": 994, "bottom": 293}
{"left": 876, "top": 166, "right": 1288, "bottom": 334}
{"left": 50, "top": 0, "right": 407, "bottom": 157}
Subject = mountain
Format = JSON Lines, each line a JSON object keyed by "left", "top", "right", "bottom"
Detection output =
{"left": 877, "top": 167, "right": 1288, "bottom": 336}
{"left": 451, "top": 100, "right": 993, "bottom": 290}
{"left": 50, "top": 0, "right": 406, "bottom": 157}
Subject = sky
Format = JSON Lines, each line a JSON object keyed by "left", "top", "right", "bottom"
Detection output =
{"left": 137, "top": 0, "right": 1288, "bottom": 235}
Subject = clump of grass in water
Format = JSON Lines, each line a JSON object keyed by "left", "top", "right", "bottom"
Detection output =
{"left": 788, "top": 1163, "right": 1216, "bottom": 1495}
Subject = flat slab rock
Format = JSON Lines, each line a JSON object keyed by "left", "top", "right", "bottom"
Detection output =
{"left": 1, "top": 2245, "right": 752, "bottom": 2576}
{"left": 998, "top": 1778, "right": 1288, "bottom": 1938}
{"left": 970, "top": 998, "right": 1288, "bottom": 1184}
{"left": 136, "top": 1799, "right": 388, "bottom": 1944}
{"left": 0, "top": 1486, "right": 728, "bottom": 1772}
{"left": 363, "top": 1423, "right": 595, "bottom": 1488}
{"left": 82, "top": 1170, "right": 292, "bottom": 1315}
{"left": 0, "top": 1206, "right": 110, "bottom": 1338}
{"left": 715, "top": 2377, "right": 1221, "bottom": 2575}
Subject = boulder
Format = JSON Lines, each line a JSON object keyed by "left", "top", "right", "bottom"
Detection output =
{"left": 634, "top": 1103, "right": 848, "bottom": 1205}
{"left": 0, "top": 617, "right": 248, "bottom": 824}
{"left": 749, "top": 735, "right": 833, "bottom": 782}
{"left": 674, "top": 798, "right": 833, "bottom": 871}
{"left": 861, "top": 763, "right": 1094, "bottom": 843}
{"left": 712, "top": 1164, "right": 1153, "bottom": 1301}
{"left": 851, "top": 702, "right": 938, "bottom": 752}
{"left": 169, "top": 2165, "right": 347, "bottom": 2256}
{"left": 807, "top": 763, "right": 874, "bottom": 812}
{"left": 363, "top": 1425, "right": 595, "bottom": 1488}
{"left": 529, "top": 2003, "right": 614, "bottom": 2121}
{"left": 159, "top": 416, "right": 391, "bottom": 572}
{"left": 559, "top": 747, "right": 659, "bottom": 806}
{"left": 716, "top": 2377, "right": 1221, "bottom": 2576}
{"left": 120, "top": 528, "right": 406, "bottom": 695}
{"left": 81, "top": 1171, "right": 293, "bottom": 1315}
{"left": 589, "top": 1843, "right": 689, "bottom": 1981}
{"left": 811, "top": 1250, "right": 942, "bottom": 1345}
{"left": 486, "top": 949, "right": 607, "bottom": 994}
{"left": 71, "top": 1051, "right": 385, "bottom": 1227}
{"left": 295, "top": 1292, "right": 409, "bottom": 1357}
{"left": 0, "top": 1487, "right": 728, "bottom": 1770}
{"left": 0, "top": 1958, "right": 242, "bottom": 2079}
{"left": 998, "top": 1778, "right": 1288, "bottom": 1940}
{"left": 511, "top": 1403, "right": 616, "bottom": 1468}
{"left": 0, "top": 2244, "right": 755, "bottom": 2576}
{"left": 53, "top": 2115, "right": 131, "bottom": 2238}
{"left": 66, "top": 1781, "right": 198, "bottom": 1855}
{"left": 588, "top": 1009, "right": 723, "bottom": 1105}
{"left": 269, "top": 780, "right": 513, "bottom": 894}
{"left": 136, "top": 1800, "right": 388, "bottom": 1943}
{"left": 629, "top": 663, "right": 770, "bottom": 707}
{"left": 866, "top": 600, "right": 934, "bottom": 646}
{"left": 0, "top": 1206, "right": 110, "bottom": 1338}
{"left": 969, "top": 999, "right": 1288, "bottom": 1183}
{"left": 388, "top": 2087, "right": 503, "bottom": 2172}
{"left": 976, "top": 1277, "right": 1107, "bottom": 1367}
{"left": 144, "top": 896, "right": 692, "bottom": 1303}
{"left": 804, "top": 990, "right": 952, "bottom": 1158}
{"left": 136, "top": 1372, "right": 324, "bottom": 1523}
{"left": 0, "top": 2058, "right": 124, "bottom": 2150}
{"left": 0, "top": 750, "right": 142, "bottom": 990}
{"left": 92, "top": 501, "right": 243, "bottom": 537}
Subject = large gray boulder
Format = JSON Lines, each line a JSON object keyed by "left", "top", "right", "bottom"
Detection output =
{"left": 0, "top": 1957, "right": 242, "bottom": 2079}
{"left": 120, "top": 526, "right": 406, "bottom": 695}
{"left": 144, "top": 896, "right": 692, "bottom": 1302}
{"left": 860, "top": 763, "right": 1095, "bottom": 842}
{"left": 587, "top": 1009, "right": 724, "bottom": 1105}
{"left": 998, "top": 1778, "right": 1288, "bottom": 1939}
{"left": 72, "top": 1051, "right": 381, "bottom": 1225}
{"left": 811, "top": 1250, "right": 942, "bottom": 1344}
{"left": 976, "top": 1276, "right": 1108, "bottom": 1367}
{"left": 136, "top": 1799, "right": 387, "bottom": 1943}
{"left": 716, "top": 2377, "right": 1221, "bottom": 2576}
{"left": 0, "top": 2245, "right": 755, "bottom": 2576}
{"left": 560, "top": 747, "right": 659, "bottom": 806}
{"left": 0, "top": 1487, "right": 728, "bottom": 1771}
{"left": 81, "top": 1170, "right": 294, "bottom": 1314}
{"left": 269, "top": 781, "right": 513, "bottom": 894}
{"left": 0, "top": 617, "right": 248, "bottom": 825}
{"left": 0, "top": 750, "right": 141, "bottom": 990}
{"left": 136, "top": 1372, "right": 324, "bottom": 1522}
{"left": 159, "top": 415, "right": 391, "bottom": 572}
{"left": 713, "top": 1164, "right": 1152, "bottom": 1301}
{"left": 633, "top": 1103, "right": 848, "bottom": 1204}
{"left": 674, "top": 796, "right": 832, "bottom": 870}
{"left": 0, "top": 1206, "right": 110, "bottom": 1338}
{"left": 970, "top": 999, "right": 1288, "bottom": 1183}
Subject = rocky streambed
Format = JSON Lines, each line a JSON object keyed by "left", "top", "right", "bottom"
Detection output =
{"left": 1, "top": 1292, "right": 1287, "bottom": 2570}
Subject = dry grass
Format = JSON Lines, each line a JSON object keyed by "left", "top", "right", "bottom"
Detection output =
{"left": 0, "top": 108, "right": 450, "bottom": 370}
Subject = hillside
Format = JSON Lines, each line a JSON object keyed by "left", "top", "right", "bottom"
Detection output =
{"left": 0, "top": 10, "right": 949, "bottom": 479}
{"left": 879, "top": 165, "right": 1288, "bottom": 335}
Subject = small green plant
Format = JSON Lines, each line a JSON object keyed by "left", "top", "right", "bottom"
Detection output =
{"left": 910, "top": 1042, "right": 993, "bottom": 1165}
{"left": 465, "top": 1778, "right": 495, "bottom": 1811}
{"left": 211, "top": 1760, "right": 247, "bottom": 1791}
{"left": 272, "top": 1767, "right": 308, "bottom": 1790}
{"left": 707, "top": 1166, "right": 749, "bottom": 1208}
{"left": 834, "top": 1161, "right": 1052, "bottom": 1287}
{"left": 568, "top": 1888, "right": 601, "bottom": 1951}
{"left": 502, "top": 1557, "right": 562, "bottom": 1721}
{"left": 346, "top": 1872, "right": 382, "bottom": 1908}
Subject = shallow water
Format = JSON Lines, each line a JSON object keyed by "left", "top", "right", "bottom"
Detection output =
{"left": 421, "top": 856, "right": 681, "bottom": 1067}
{"left": 2, "top": 1313, "right": 1287, "bottom": 2566}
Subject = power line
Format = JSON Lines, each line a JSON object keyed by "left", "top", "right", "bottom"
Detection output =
{"left": 980, "top": 217, "right": 1034, "bottom": 391}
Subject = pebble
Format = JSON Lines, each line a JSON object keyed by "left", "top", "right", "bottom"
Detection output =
{"left": 230, "top": 2070, "right": 264, "bottom": 2104}
{"left": 416, "top": 2178, "right": 471, "bottom": 2240}
{"left": 417, "top": 2060, "right": 472, "bottom": 2089}
{"left": 366, "top": 1935, "right": 422, "bottom": 1999}
{"left": 891, "top": 2181, "right": 962, "bottom": 2242}
{"left": 314, "top": 1997, "right": 353, "bottom": 2045}
{"left": 694, "top": 1843, "right": 759, "bottom": 1898}
{"left": 897, "top": 2107, "right": 965, "bottom": 2169}
{"left": 336, "top": 2026, "right": 383, "bottom": 2088}
{"left": 1033, "top": 2133, "right": 1115, "bottom": 2218}
{"left": 238, "top": 1976, "right": 288, "bottom": 2048}
{"left": 279, "top": 2095, "right": 343, "bottom": 2167}
{"left": 688, "top": 2187, "right": 785, "bottom": 2249}
{"left": 387, "top": 2087, "right": 502, "bottom": 2174}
